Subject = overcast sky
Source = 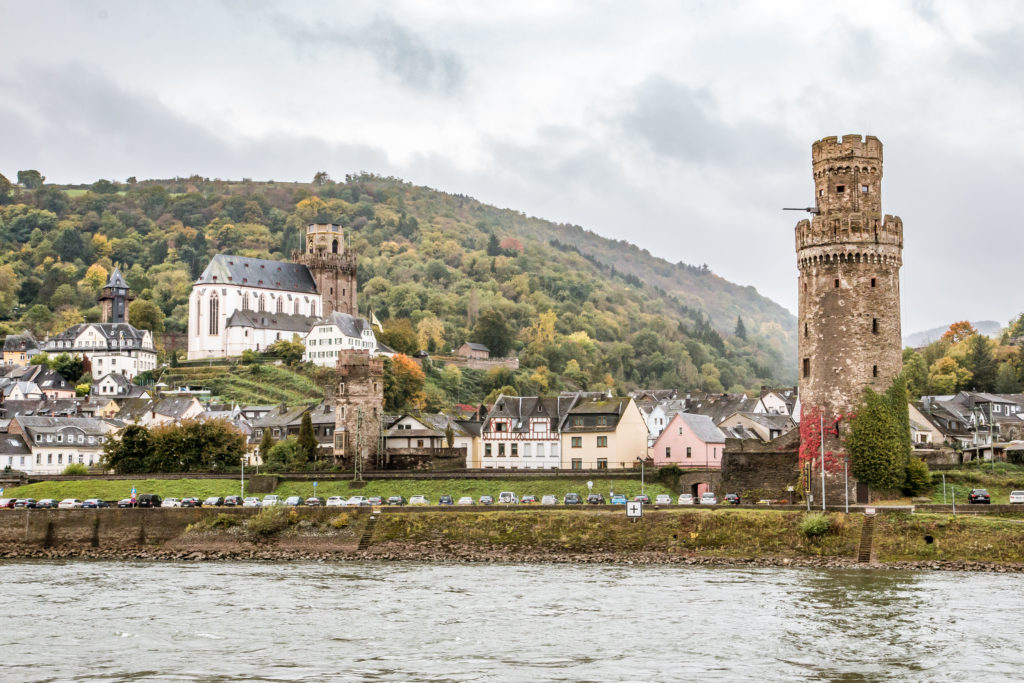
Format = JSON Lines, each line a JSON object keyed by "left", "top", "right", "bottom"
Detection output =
{"left": 1, "top": 1, "right": 1021, "bottom": 335}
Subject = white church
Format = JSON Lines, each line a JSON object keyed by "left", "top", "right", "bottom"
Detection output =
{"left": 187, "top": 224, "right": 368, "bottom": 360}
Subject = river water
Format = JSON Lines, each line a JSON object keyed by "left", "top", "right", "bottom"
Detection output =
{"left": 3, "top": 561, "right": 1021, "bottom": 681}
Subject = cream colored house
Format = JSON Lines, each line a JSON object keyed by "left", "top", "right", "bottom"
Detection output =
{"left": 560, "top": 396, "right": 649, "bottom": 469}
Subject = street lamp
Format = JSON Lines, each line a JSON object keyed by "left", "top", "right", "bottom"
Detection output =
{"left": 240, "top": 456, "right": 245, "bottom": 500}
{"left": 636, "top": 456, "right": 645, "bottom": 496}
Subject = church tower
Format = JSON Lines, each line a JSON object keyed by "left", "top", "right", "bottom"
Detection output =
{"left": 98, "top": 267, "right": 134, "bottom": 324}
{"left": 796, "top": 135, "right": 904, "bottom": 456}
{"left": 292, "top": 223, "right": 357, "bottom": 318}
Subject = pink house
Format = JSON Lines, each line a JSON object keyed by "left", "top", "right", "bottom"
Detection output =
{"left": 652, "top": 412, "right": 726, "bottom": 469}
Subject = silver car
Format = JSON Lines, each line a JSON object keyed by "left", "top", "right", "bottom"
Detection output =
{"left": 655, "top": 494, "right": 673, "bottom": 505}
{"left": 677, "top": 494, "right": 695, "bottom": 505}
{"left": 700, "top": 492, "right": 718, "bottom": 505}
{"left": 540, "top": 495, "right": 557, "bottom": 505}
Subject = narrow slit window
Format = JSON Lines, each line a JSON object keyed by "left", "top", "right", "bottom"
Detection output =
{"left": 861, "top": 185, "right": 869, "bottom": 193}
{"left": 872, "top": 365, "right": 879, "bottom": 377}
{"left": 834, "top": 279, "right": 840, "bottom": 288}
{"left": 803, "top": 358, "right": 810, "bottom": 378}
{"left": 872, "top": 318, "right": 879, "bottom": 334}
{"left": 804, "top": 323, "right": 809, "bottom": 338}
{"left": 871, "top": 278, "right": 876, "bottom": 288}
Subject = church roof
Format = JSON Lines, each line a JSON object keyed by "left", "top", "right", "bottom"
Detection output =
{"left": 226, "top": 310, "right": 319, "bottom": 332}
{"left": 196, "top": 254, "right": 317, "bottom": 294}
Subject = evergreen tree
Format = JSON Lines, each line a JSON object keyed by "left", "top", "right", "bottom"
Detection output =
{"left": 995, "top": 363, "right": 1021, "bottom": 393}
{"left": 884, "top": 373, "right": 913, "bottom": 474}
{"left": 846, "top": 380, "right": 906, "bottom": 493}
{"left": 259, "top": 428, "right": 275, "bottom": 459}
{"left": 297, "top": 411, "right": 318, "bottom": 465}
{"left": 963, "top": 334, "right": 997, "bottom": 391}
{"left": 735, "top": 315, "right": 747, "bottom": 340}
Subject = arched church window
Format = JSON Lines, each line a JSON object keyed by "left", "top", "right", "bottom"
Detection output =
{"left": 311, "top": 301, "right": 317, "bottom": 318}
{"left": 209, "top": 293, "right": 219, "bottom": 335}
{"left": 242, "top": 293, "right": 250, "bottom": 311}
{"left": 259, "top": 294, "right": 266, "bottom": 312}
{"left": 276, "top": 297, "right": 284, "bottom": 314}
{"left": 293, "top": 300, "right": 299, "bottom": 315}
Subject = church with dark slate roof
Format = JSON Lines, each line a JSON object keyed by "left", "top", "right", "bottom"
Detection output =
{"left": 187, "top": 224, "right": 358, "bottom": 360}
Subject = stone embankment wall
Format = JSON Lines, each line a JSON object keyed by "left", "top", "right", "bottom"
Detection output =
{"left": 721, "top": 436, "right": 800, "bottom": 501}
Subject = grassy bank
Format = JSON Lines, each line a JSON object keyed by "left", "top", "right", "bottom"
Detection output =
{"left": 875, "top": 512, "right": 1024, "bottom": 563}
{"left": 925, "top": 462, "right": 1024, "bottom": 505}
{"left": 4, "top": 477, "right": 671, "bottom": 502}
{"left": 373, "top": 508, "right": 859, "bottom": 558}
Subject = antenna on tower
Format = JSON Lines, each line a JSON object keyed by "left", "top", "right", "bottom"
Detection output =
{"left": 783, "top": 206, "right": 820, "bottom": 215}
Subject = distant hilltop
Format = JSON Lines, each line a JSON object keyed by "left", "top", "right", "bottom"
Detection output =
{"left": 903, "top": 320, "right": 1003, "bottom": 348}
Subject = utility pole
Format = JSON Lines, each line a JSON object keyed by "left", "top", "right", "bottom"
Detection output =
{"left": 353, "top": 407, "right": 363, "bottom": 482}
{"left": 820, "top": 412, "right": 826, "bottom": 511}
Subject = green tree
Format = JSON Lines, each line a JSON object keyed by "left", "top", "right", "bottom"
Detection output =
{"left": 264, "top": 438, "right": 302, "bottom": 471}
{"left": 103, "top": 424, "right": 151, "bottom": 474}
{"left": 846, "top": 379, "right": 907, "bottom": 493}
{"left": 265, "top": 338, "right": 305, "bottom": 365}
{"left": 378, "top": 319, "right": 419, "bottom": 355}
{"left": 0, "top": 173, "right": 13, "bottom": 205}
{"left": 483, "top": 385, "right": 517, "bottom": 405}
{"left": 128, "top": 298, "right": 166, "bottom": 334}
{"left": 297, "top": 411, "right": 318, "bottom": 465}
{"left": 884, "top": 373, "right": 912, "bottom": 475}
{"left": 472, "top": 308, "right": 513, "bottom": 357}
{"left": 17, "top": 169, "right": 44, "bottom": 189}
{"left": 445, "top": 422, "right": 455, "bottom": 448}
{"left": 995, "top": 363, "right": 1021, "bottom": 393}
{"left": 735, "top": 315, "right": 747, "bottom": 340}
{"left": 901, "top": 348, "right": 929, "bottom": 398}
{"left": 51, "top": 352, "right": 85, "bottom": 383}
{"left": 962, "top": 334, "right": 997, "bottom": 391}
{"left": 313, "top": 171, "right": 331, "bottom": 186}
{"left": 927, "top": 357, "right": 970, "bottom": 394}
{"left": 20, "top": 304, "right": 53, "bottom": 336}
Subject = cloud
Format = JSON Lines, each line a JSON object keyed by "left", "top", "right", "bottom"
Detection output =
{"left": 277, "top": 14, "right": 466, "bottom": 95}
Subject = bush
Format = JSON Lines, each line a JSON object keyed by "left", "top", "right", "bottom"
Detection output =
{"left": 189, "top": 513, "right": 240, "bottom": 533}
{"left": 330, "top": 512, "right": 352, "bottom": 529}
{"left": 62, "top": 463, "right": 89, "bottom": 475}
{"left": 798, "top": 512, "right": 833, "bottom": 538}
{"left": 902, "top": 457, "right": 933, "bottom": 496}
{"left": 246, "top": 507, "right": 292, "bottom": 538}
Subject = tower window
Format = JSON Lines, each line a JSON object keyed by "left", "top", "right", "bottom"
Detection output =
{"left": 836, "top": 185, "right": 845, "bottom": 193}
{"left": 871, "top": 278, "right": 876, "bottom": 288}
{"left": 818, "top": 189, "right": 824, "bottom": 197}
{"left": 804, "top": 323, "right": 808, "bottom": 338}
{"left": 834, "top": 279, "right": 840, "bottom": 288}
{"left": 872, "top": 365, "right": 879, "bottom": 377}
{"left": 861, "top": 185, "right": 869, "bottom": 193}
{"left": 803, "top": 358, "right": 810, "bottom": 378}
{"left": 872, "top": 318, "right": 879, "bottom": 334}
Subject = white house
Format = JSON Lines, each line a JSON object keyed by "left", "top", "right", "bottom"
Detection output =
{"left": 43, "top": 323, "right": 156, "bottom": 381}
{"left": 479, "top": 395, "right": 573, "bottom": 470}
{"left": 11, "top": 416, "right": 118, "bottom": 474}
{"left": 303, "top": 311, "right": 379, "bottom": 366}
{"left": 187, "top": 254, "right": 322, "bottom": 359}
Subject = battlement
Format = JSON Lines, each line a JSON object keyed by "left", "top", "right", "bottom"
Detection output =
{"left": 307, "top": 223, "right": 343, "bottom": 236}
{"left": 336, "top": 349, "right": 384, "bottom": 376}
{"left": 812, "top": 134, "right": 882, "bottom": 165}
{"left": 795, "top": 213, "right": 903, "bottom": 253}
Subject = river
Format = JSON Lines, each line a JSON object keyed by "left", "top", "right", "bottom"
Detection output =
{"left": 3, "top": 561, "right": 1020, "bottom": 681}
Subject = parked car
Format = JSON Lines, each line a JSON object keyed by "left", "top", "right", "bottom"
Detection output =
{"left": 137, "top": 494, "right": 162, "bottom": 508}
{"left": 563, "top": 493, "right": 582, "bottom": 505}
{"left": 222, "top": 495, "right": 242, "bottom": 507}
{"left": 968, "top": 489, "right": 991, "bottom": 504}
{"left": 262, "top": 495, "right": 281, "bottom": 507}
{"left": 498, "top": 491, "right": 518, "bottom": 504}
{"left": 610, "top": 494, "right": 627, "bottom": 505}
{"left": 386, "top": 496, "right": 406, "bottom": 506}
{"left": 14, "top": 499, "right": 37, "bottom": 508}
{"left": 36, "top": 499, "right": 59, "bottom": 509}
{"left": 367, "top": 496, "right": 384, "bottom": 506}
{"left": 439, "top": 495, "right": 454, "bottom": 505}
{"left": 346, "top": 496, "right": 369, "bottom": 507}
{"left": 181, "top": 497, "right": 202, "bottom": 508}
{"left": 409, "top": 495, "right": 430, "bottom": 505}
{"left": 58, "top": 498, "right": 84, "bottom": 509}
{"left": 655, "top": 494, "right": 672, "bottom": 505}
{"left": 326, "top": 496, "right": 347, "bottom": 507}
{"left": 520, "top": 495, "right": 539, "bottom": 504}
{"left": 586, "top": 493, "right": 605, "bottom": 505}
{"left": 678, "top": 493, "right": 695, "bottom": 505}
{"left": 82, "top": 498, "right": 109, "bottom": 509}
{"left": 306, "top": 497, "right": 324, "bottom": 507}
{"left": 634, "top": 494, "right": 651, "bottom": 504}
{"left": 161, "top": 498, "right": 182, "bottom": 508}
{"left": 1010, "top": 490, "right": 1024, "bottom": 504}
{"left": 204, "top": 497, "right": 225, "bottom": 507}
{"left": 117, "top": 498, "right": 135, "bottom": 508}
{"left": 479, "top": 495, "right": 494, "bottom": 505}
{"left": 0, "top": 498, "right": 15, "bottom": 508}
{"left": 724, "top": 493, "right": 741, "bottom": 505}
{"left": 456, "top": 496, "right": 475, "bottom": 505}
{"left": 242, "top": 497, "right": 262, "bottom": 508}
{"left": 283, "top": 496, "right": 304, "bottom": 507}
{"left": 540, "top": 495, "right": 557, "bottom": 506}
{"left": 700, "top": 492, "right": 718, "bottom": 505}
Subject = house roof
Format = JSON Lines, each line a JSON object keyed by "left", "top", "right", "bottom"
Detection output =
{"left": 226, "top": 309, "right": 318, "bottom": 333}
{"left": 17, "top": 415, "right": 116, "bottom": 438}
{"left": 676, "top": 412, "right": 726, "bottom": 443}
{"left": 197, "top": 254, "right": 317, "bottom": 293}
{"left": 47, "top": 322, "right": 148, "bottom": 343}
{"left": 485, "top": 395, "right": 578, "bottom": 434}
{"left": 152, "top": 397, "right": 201, "bottom": 419}
{"left": 104, "top": 267, "right": 129, "bottom": 290}
{"left": 3, "top": 331, "right": 38, "bottom": 353}
{"left": 317, "top": 311, "right": 373, "bottom": 339}
{"left": 462, "top": 342, "right": 490, "bottom": 352}
{"left": 685, "top": 393, "right": 757, "bottom": 425}
{"left": 0, "top": 434, "right": 29, "bottom": 456}
{"left": 97, "top": 373, "right": 133, "bottom": 388}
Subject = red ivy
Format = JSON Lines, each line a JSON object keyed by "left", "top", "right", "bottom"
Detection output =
{"left": 799, "top": 405, "right": 847, "bottom": 474}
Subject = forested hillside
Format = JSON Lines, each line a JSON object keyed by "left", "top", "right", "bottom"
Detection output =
{"left": 0, "top": 171, "right": 797, "bottom": 402}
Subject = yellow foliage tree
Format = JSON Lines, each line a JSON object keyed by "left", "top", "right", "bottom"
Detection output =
{"left": 84, "top": 263, "right": 109, "bottom": 291}
{"left": 416, "top": 315, "right": 445, "bottom": 352}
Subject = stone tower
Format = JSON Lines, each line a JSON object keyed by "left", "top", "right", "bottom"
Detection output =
{"left": 333, "top": 349, "right": 384, "bottom": 466}
{"left": 98, "top": 267, "right": 134, "bottom": 324}
{"left": 796, "top": 134, "right": 903, "bottom": 439}
{"left": 292, "top": 223, "right": 357, "bottom": 318}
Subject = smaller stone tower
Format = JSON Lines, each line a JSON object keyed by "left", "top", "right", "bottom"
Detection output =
{"left": 292, "top": 223, "right": 357, "bottom": 318}
{"left": 333, "top": 349, "right": 384, "bottom": 466}
{"left": 98, "top": 267, "right": 134, "bottom": 324}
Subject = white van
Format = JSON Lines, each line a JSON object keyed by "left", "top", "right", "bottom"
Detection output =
{"left": 262, "top": 495, "right": 281, "bottom": 507}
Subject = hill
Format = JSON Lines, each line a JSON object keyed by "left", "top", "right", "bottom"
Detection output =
{"left": 904, "top": 320, "right": 1003, "bottom": 348}
{"left": 0, "top": 172, "right": 796, "bottom": 406}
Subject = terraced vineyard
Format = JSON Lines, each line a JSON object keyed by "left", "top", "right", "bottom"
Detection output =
{"left": 158, "top": 363, "right": 325, "bottom": 405}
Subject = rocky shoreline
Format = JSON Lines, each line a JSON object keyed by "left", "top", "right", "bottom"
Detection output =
{"left": 3, "top": 544, "right": 1022, "bottom": 573}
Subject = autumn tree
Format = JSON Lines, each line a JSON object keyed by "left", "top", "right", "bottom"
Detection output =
{"left": 940, "top": 321, "right": 978, "bottom": 344}
{"left": 383, "top": 354, "right": 426, "bottom": 412}
{"left": 128, "top": 299, "right": 165, "bottom": 334}
{"left": 416, "top": 315, "right": 445, "bottom": 353}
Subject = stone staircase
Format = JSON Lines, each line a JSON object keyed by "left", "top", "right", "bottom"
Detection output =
{"left": 357, "top": 511, "right": 380, "bottom": 551}
{"left": 857, "top": 515, "right": 875, "bottom": 563}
